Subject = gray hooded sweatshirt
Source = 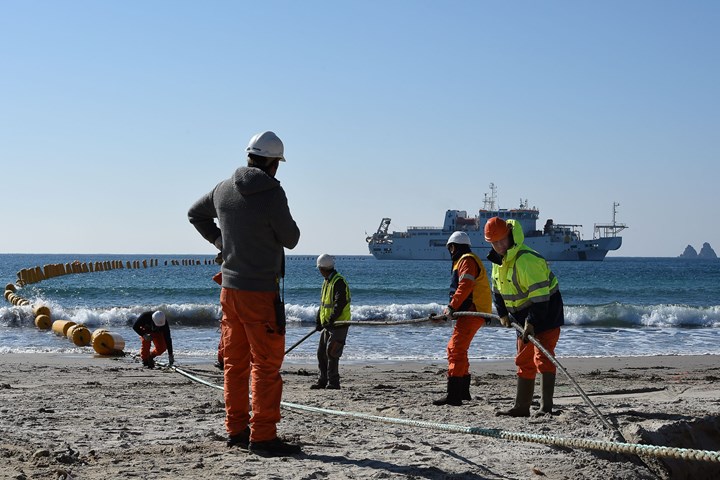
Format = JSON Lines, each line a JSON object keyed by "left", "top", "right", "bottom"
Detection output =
{"left": 188, "top": 166, "right": 300, "bottom": 291}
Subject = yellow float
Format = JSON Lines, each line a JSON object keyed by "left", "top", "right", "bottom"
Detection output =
{"left": 66, "top": 324, "right": 91, "bottom": 346}
{"left": 52, "top": 320, "right": 77, "bottom": 337}
{"left": 91, "top": 329, "right": 126, "bottom": 355}
{"left": 33, "top": 305, "right": 51, "bottom": 317}
{"left": 35, "top": 314, "right": 52, "bottom": 330}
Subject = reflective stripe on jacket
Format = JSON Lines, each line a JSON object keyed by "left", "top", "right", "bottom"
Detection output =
{"left": 319, "top": 272, "right": 351, "bottom": 326}
{"left": 450, "top": 253, "right": 493, "bottom": 313}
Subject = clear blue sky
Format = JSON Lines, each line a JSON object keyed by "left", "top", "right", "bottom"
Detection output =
{"left": 1, "top": 1, "right": 718, "bottom": 257}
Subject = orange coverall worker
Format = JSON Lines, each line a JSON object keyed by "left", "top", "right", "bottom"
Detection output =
{"left": 188, "top": 136, "right": 300, "bottom": 448}
{"left": 446, "top": 252, "right": 492, "bottom": 378}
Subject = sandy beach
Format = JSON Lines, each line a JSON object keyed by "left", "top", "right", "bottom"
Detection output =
{"left": 1, "top": 353, "right": 719, "bottom": 480}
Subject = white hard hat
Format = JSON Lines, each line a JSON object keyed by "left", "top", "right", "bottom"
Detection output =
{"left": 246, "top": 131, "right": 285, "bottom": 161}
{"left": 446, "top": 231, "right": 472, "bottom": 246}
{"left": 152, "top": 311, "right": 166, "bottom": 327}
{"left": 316, "top": 254, "right": 335, "bottom": 269}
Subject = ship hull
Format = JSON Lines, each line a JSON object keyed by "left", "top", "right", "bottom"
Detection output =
{"left": 369, "top": 233, "right": 622, "bottom": 261}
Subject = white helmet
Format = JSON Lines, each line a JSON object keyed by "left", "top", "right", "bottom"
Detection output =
{"left": 446, "top": 231, "right": 472, "bottom": 246}
{"left": 246, "top": 131, "right": 285, "bottom": 161}
{"left": 152, "top": 311, "right": 166, "bottom": 327}
{"left": 316, "top": 254, "right": 335, "bottom": 269}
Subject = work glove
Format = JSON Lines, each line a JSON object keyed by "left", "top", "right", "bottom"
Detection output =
{"left": 315, "top": 320, "right": 323, "bottom": 332}
{"left": 214, "top": 252, "right": 223, "bottom": 265}
{"left": 522, "top": 320, "right": 535, "bottom": 342}
{"left": 429, "top": 312, "right": 443, "bottom": 324}
{"left": 499, "top": 315, "right": 512, "bottom": 328}
{"left": 142, "top": 334, "right": 152, "bottom": 342}
{"left": 214, "top": 236, "right": 223, "bottom": 251}
{"left": 168, "top": 354, "right": 174, "bottom": 366}
{"left": 444, "top": 306, "right": 456, "bottom": 320}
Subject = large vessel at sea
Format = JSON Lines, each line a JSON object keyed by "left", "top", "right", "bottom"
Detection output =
{"left": 366, "top": 184, "right": 627, "bottom": 261}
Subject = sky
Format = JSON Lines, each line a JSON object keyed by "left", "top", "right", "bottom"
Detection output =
{"left": 1, "top": 1, "right": 718, "bottom": 257}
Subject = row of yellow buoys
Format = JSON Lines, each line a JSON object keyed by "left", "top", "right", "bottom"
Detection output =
{"left": 44, "top": 306, "right": 126, "bottom": 354}
{"left": 5, "top": 256, "right": 215, "bottom": 355}
{"left": 16, "top": 257, "right": 217, "bottom": 287}
{"left": 3, "top": 282, "right": 126, "bottom": 355}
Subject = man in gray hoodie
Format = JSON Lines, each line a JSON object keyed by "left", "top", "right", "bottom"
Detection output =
{"left": 188, "top": 131, "right": 301, "bottom": 456}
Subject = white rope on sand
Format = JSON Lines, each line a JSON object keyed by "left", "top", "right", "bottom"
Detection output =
{"left": 165, "top": 361, "right": 720, "bottom": 464}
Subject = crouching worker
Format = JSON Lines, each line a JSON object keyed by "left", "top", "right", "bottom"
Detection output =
{"left": 311, "top": 254, "right": 351, "bottom": 390}
{"left": 133, "top": 310, "right": 174, "bottom": 369}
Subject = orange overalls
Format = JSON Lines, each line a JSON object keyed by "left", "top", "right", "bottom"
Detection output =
{"left": 447, "top": 254, "right": 492, "bottom": 377}
{"left": 220, "top": 288, "right": 285, "bottom": 442}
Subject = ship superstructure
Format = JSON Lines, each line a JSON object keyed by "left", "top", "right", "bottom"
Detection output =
{"left": 366, "top": 184, "right": 627, "bottom": 261}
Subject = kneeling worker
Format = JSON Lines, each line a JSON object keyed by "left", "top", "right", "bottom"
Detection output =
{"left": 311, "top": 254, "right": 351, "bottom": 390}
{"left": 133, "top": 310, "right": 174, "bottom": 368}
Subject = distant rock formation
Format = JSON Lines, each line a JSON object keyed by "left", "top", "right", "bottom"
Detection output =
{"left": 679, "top": 243, "right": 717, "bottom": 259}
{"left": 698, "top": 242, "right": 718, "bottom": 259}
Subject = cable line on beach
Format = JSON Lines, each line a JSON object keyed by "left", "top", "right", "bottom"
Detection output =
{"left": 164, "top": 360, "right": 720, "bottom": 464}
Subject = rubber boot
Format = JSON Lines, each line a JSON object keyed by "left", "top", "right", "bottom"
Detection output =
{"left": 461, "top": 374, "right": 472, "bottom": 401}
{"left": 496, "top": 377, "right": 535, "bottom": 417}
{"left": 534, "top": 372, "right": 556, "bottom": 416}
{"left": 433, "top": 376, "right": 463, "bottom": 406}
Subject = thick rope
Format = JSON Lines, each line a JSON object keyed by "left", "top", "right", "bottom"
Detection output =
{"left": 166, "top": 362, "right": 719, "bottom": 463}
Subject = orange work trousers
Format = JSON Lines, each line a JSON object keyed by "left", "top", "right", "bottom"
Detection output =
{"left": 140, "top": 332, "right": 167, "bottom": 361}
{"left": 220, "top": 288, "right": 285, "bottom": 442}
{"left": 515, "top": 327, "right": 561, "bottom": 379}
{"left": 447, "top": 315, "right": 485, "bottom": 377}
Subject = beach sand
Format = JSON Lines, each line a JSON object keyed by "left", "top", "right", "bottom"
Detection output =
{"left": 1, "top": 353, "right": 719, "bottom": 480}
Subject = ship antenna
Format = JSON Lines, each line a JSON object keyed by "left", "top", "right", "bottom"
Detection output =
{"left": 612, "top": 202, "right": 619, "bottom": 226}
{"left": 488, "top": 183, "right": 497, "bottom": 210}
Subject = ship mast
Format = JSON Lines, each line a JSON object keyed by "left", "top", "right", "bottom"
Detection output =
{"left": 593, "top": 202, "right": 628, "bottom": 238}
{"left": 483, "top": 183, "right": 497, "bottom": 211}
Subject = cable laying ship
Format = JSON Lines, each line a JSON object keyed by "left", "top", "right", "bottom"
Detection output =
{"left": 366, "top": 183, "right": 627, "bottom": 261}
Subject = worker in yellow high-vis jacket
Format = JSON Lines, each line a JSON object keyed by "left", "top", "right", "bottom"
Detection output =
{"left": 485, "top": 217, "right": 564, "bottom": 417}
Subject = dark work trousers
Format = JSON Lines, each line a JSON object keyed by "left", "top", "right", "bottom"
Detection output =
{"left": 316, "top": 326, "right": 349, "bottom": 386}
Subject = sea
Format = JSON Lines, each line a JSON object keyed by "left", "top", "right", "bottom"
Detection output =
{"left": 1, "top": 254, "right": 719, "bottom": 364}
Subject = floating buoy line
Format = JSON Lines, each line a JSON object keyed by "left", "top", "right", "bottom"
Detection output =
{"left": 3, "top": 257, "right": 216, "bottom": 355}
{"left": 3, "top": 257, "right": 720, "bottom": 467}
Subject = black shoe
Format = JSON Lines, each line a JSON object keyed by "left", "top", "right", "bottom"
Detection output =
{"left": 143, "top": 358, "right": 155, "bottom": 369}
{"left": 214, "top": 360, "right": 224, "bottom": 371}
{"left": 227, "top": 427, "right": 250, "bottom": 449}
{"left": 249, "top": 437, "right": 301, "bottom": 457}
{"left": 309, "top": 382, "right": 327, "bottom": 390}
{"left": 326, "top": 384, "right": 340, "bottom": 390}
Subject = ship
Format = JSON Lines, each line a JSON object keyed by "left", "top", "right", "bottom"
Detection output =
{"left": 366, "top": 183, "right": 627, "bottom": 261}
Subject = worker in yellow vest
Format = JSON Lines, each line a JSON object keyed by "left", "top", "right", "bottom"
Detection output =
{"left": 485, "top": 217, "right": 564, "bottom": 417}
{"left": 311, "top": 254, "right": 351, "bottom": 390}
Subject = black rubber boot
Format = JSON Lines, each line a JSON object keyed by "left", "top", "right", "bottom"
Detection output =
{"left": 534, "top": 372, "right": 556, "bottom": 416}
{"left": 227, "top": 426, "right": 250, "bottom": 449}
{"left": 310, "top": 379, "right": 327, "bottom": 389}
{"left": 433, "top": 376, "right": 464, "bottom": 406}
{"left": 249, "top": 437, "right": 302, "bottom": 457}
{"left": 496, "top": 377, "right": 535, "bottom": 417}
{"left": 461, "top": 374, "right": 472, "bottom": 401}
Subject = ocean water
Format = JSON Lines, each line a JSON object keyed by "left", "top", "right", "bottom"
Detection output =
{"left": 1, "top": 254, "right": 719, "bottom": 363}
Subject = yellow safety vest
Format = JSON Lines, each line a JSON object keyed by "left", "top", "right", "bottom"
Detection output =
{"left": 319, "top": 272, "right": 351, "bottom": 326}
{"left": 451, "top": 253, "right": 493, "bottom": 313}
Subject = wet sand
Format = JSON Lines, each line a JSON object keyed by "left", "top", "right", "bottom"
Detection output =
{"left": 1, "top": 353, "right": 719, "bottom": 479}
